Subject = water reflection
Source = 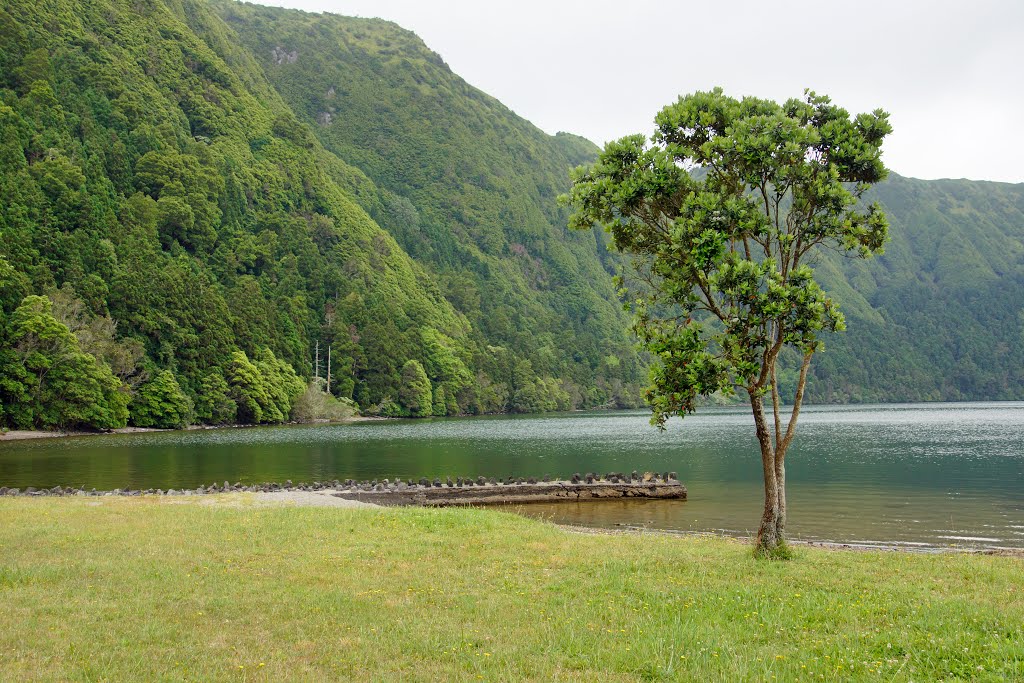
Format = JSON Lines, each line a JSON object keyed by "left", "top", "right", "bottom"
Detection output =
{"left": 1, "top": 402, "right": 1022, "bottom": 549}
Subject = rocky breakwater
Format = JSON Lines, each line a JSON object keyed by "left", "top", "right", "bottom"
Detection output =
{"left": 330, "top": 471, "right": 686, "bottom": 507}
{"left": 0, "top": 471, "right": 686, "bottom": 506}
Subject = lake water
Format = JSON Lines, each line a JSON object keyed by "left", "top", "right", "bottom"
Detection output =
{"left": 2, "top": 403, "right": 1023, "bottom": 550}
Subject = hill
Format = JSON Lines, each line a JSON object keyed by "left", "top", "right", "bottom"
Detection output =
{"left": 810, "top": 175, "right": 1024, "bottom": 402}
{"left": 211, "top": 1, "right": 641, "bottom": 408}
{"left": 0, "top": 0, "right": 1021, "bottom": 431}
{"left": 0, "top": 0, "right": 639, "bottom": 430}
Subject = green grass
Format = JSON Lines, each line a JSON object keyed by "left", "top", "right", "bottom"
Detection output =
{"left": 0, "top": 497, "right": 1021, "bottom": 681}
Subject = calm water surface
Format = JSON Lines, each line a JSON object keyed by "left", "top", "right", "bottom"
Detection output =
{"left": 2, "top": 402, "right": 1022, "bottom": 550}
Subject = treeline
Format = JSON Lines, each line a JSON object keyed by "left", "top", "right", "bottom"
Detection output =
{"left": 0, "top": 268, "right": 311, "bottom": 429}
{"left": 0, "top": 270, "right": 630, "bottom": 430}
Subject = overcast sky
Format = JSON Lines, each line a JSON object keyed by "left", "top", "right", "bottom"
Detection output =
{"left": 251, "top": 0, "right": 1024, "bottom": 183}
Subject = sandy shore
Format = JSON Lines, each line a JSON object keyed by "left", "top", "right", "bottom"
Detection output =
{"left": 158, "top": 490, "right": 381, "bottom": 509}
{"left": 248, "top": 490, "right": 380, "bottom": 509}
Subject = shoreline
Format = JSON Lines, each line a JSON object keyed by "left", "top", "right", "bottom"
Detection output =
{"left": 0, "top": 415, "right": 381, "bottom": 442}
{"left": 1, "top": 489, "right": 1020, "bottom": 558}
{"left": 557, "top": 522, "right": 1024, "bottom": 558}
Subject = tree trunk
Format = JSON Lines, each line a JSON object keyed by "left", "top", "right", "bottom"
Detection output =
{"left": 774, "top": 451, "right": 786, "bottom": 541}
{"left": 754, "top": 351, "right": 813, "bottom": 556}
{"left": 749, "top": 391, "right": 784, "bottom": 554}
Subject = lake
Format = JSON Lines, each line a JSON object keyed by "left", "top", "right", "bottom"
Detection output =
{"left": 2, "top": 402, "right": 1022, "bottom": 550}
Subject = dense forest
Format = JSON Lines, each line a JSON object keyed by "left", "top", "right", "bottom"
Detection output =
{"left": 0, "top": 0, "right": 640, "bottom": 431}
{"left": 0, "top": 0, "right": 1021, "bottom": 431}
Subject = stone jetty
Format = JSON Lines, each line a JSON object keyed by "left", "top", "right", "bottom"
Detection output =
{"left": 331, "top": 472, "right": 686, "bottom": 507}
{"left": 0, "top": 471, "right": 685, "bottom": 506}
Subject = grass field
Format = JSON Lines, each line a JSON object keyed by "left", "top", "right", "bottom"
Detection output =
{"left": 0, "top": 496, "right": 1021, "bottom": 681}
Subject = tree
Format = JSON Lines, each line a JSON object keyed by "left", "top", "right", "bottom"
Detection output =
{"left": 194, "top": 368, "right": 238, "bottom": 424}
{"left": 398, "top": 359, "right": 432, "bottom": 417}
{"left": 130, "top": 370, "right": 193, "bottom": 429}
{"left": 226, "top": 350, "right": 272, "bottom": 424}
{"left": 3, "top": 295, "right": 130, "bottom": 429}
{"left": 564, "top": 89, "right": 891, "bottom": 556}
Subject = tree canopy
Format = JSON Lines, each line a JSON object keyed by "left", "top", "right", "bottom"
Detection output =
{"left": 565, "top": 88, "right": 892, "bottom": 555}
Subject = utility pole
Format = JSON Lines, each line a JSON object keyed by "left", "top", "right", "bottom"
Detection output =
{"left": 314, "top": 340, "right": 320, "bottom": 382}
{"left": 326, "top": 345, "right": 332, "bottom": 396}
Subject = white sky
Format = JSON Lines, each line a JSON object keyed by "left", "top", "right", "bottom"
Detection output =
{"left": 250, "top": 0, "right": 1024, "bottom": 183}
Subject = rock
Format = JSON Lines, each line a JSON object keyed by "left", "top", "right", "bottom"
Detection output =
{"left": 585, "top": 474, "right": 594, "bottom": 484}
{"left": 419, "top": 478, "right": 429, "bottom": 487}
{"left": 476, "top": 476, "right": 486, "bottom": 486}
{"left": 25, "top": 487, "right": 37, "bottom": 494}
{"left": 527, "top": 477, "right": 537, "bottom": 485}
{"left": 285, "top": 480, "right": 293, "bottom": 488}
{"left": 9, "top": 488, "right": 19, "bottom": 495}
{"left": 432, "top": 479, "right": 442, "bottom": 488}
{"left": 0, "top": 487, "right": 7, "bottom": 496}
{"left": 571, "top": 474, "right": 580, "bottom": 484}
{"left": 456, "top": 477, "right": 463, "bottom": 487}
{"left": 270, "top": 46, "right": 298, "bottom": 65}
{"left": 662, "top": 472, "right": 670, "bottom": 482}
{"left": 488, "top": 477, "right": 496, "bottom": 486}
{"left": 446, "top": 477, "right": 453, "bottom": 487}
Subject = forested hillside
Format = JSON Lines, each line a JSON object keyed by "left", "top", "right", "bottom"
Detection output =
{"left": 0, "top": 0, "right": 1021, "bottom": 431}
{"left": 809, "top": 175, "right": 1024, "bottom": 402}
{"left": 210, "top": 1, "right": 641, "bottom": 407}
{"left": 0, "top": 0, "right": 638, "bottom": 431}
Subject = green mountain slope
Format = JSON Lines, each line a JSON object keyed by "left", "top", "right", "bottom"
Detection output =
{"left": 0, "top": 0, "right": 505, "bottom": 428}
{"left": 809, "top": 175, "right": 1024, "bottom": 402}
{"left": 210, "top": 2, "right": 641, "bottom": 405}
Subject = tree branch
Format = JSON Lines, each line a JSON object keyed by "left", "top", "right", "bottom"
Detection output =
{"left": 770, "top": 353, "right": 782, "bottom": 453}
{"left": 780, "top": 351, "right": 813, "bottom": 455}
